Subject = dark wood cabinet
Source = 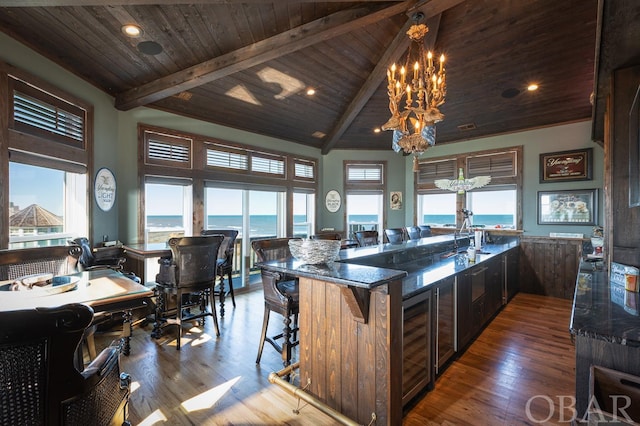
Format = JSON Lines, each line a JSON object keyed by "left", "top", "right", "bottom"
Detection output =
{"left": 402, "top": 289, "right": 432, "bottom": 406}
{"left": 457, "top": 253, "right": 508, "bottom": 350}
{"left": 456, "top": 269, "right": 474, "bottom": 350}
{"left": 484, "top": 256, "right": 503, "bottom": 317}
{"left": 504, "top": 247, "right": 519, "bottom": 303}
{"left": 434, "top": 276, "right": 456, "bottom": 375}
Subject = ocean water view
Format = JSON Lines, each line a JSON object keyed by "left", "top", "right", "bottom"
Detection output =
{"left": 147, "top": 213, "right": 514, "bottom": 238}
{"left": 423, "top": 214, "right": 514, "bottom": 227}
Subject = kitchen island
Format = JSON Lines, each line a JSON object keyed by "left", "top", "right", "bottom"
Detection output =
{"left": 260, "top": 234, "right": 519, "bottom": 425}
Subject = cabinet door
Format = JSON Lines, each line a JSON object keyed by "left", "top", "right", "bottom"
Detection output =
{"left": 402, "top": 290, "right": 431, "bottom": 406}
{"left": 435, "top": 276, "right": 456, "bottom": 374}
{"left": 505, "top": 248, "right": 519, "bottom": 302}
{"left": 484, "top": 256, "right": 503, "bottom": 318}
{"left": 456, "top": 271, "right": 473, "bottom": 350}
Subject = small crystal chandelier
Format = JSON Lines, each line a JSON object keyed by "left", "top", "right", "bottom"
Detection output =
{"left": 382, "top": 13, "right": 446, "bottom": 172}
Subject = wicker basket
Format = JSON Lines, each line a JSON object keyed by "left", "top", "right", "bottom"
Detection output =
{"left": 288, "top": 239, "right": 341, "bottom": 264}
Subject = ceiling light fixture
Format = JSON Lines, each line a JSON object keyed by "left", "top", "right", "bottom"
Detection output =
{"left": 382, "top": 12, "right": 446, "bottom": 172}
{"left": 306, "top": 88, "right": 316, "bottom": 96}
{"left": 121, "top": 24, "right": 142, "bottom": 38}
{"left": 527, "top": 83, "right": 539, "bottom": 91}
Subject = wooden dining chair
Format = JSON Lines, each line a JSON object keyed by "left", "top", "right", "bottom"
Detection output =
{"left": 310, "top": 231, "right": 342, "bottom": 241}
{"left": 384, "top": 228, "right": 406, "bottom": 244}
{"left": 152, "top": 235, "right": 224, "bottom": 350}
{"left": 419, "top": 225, "right": 433, "bottom": 237}
{"left": 405, "top": 226, "right": 422, "bottom": 240}
{"left": 202, "top": 229, "right": 239, "bottom": 317}
{"left": 354, "top": 230, "right": 379, "bottom": 247}
{"left": 0, "top": 303, "right": 131, "bottom": 425}
{"left": 251, "top": 237, "right": 301, "bottom": 371}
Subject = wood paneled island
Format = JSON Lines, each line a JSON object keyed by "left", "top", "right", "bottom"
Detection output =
{"left": 259, "top": 234, "right": 519, "bottom": 425}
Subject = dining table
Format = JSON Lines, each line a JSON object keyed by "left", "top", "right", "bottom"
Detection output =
{"left": 0, "top": 269, "right": 154, "bottom": 357}
{"left": 122, "top": 242, "right": 171, "bottom": 284}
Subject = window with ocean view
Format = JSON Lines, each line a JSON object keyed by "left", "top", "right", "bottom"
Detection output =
{"left": 346, "top": 193, "right": 383, "bottom": 239}
{"left": 293, "top": 192, "right": 315, "bottom": 238}
{"left": 418, "top": 192, "right": 457, "bottom": 227}
{"left": 466, "top": 188, "right": 516, "bottom": 228}
{"left": 145, "top": 181, "right": 193, "bottom": 243}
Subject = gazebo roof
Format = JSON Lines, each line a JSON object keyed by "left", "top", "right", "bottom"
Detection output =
{"left": 9, "top": 204, "right": 63, "bottom": 228}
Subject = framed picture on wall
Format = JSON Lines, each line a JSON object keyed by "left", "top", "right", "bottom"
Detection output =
{"left": 537, "top": 189, "right": 598, "bottom": 225}
{"left": 539, "top": 148, "right": 593, "bottom": 183}
{"left": 390, "top": 191, "right": 402, "bottom": 210}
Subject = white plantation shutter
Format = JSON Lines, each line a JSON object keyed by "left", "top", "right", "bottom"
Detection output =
{"left": 145, "top": 132, "right": 192, "bottom": 169}
{"left": 346, "top": 163, "right": 384, "bottom": 184}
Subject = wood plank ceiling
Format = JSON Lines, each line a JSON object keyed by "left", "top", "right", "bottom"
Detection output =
{"left": 0, "top": 0, "right": 598, "bottom": 153}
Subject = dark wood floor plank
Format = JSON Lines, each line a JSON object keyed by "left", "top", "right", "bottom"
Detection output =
{"left": 97, "top": 290, "right": 574, "bottom": 425}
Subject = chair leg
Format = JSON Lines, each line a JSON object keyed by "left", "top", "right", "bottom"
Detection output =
{"left": 281, "top": 311, "right": 293, "bottom": 369}
{"left": 151, "top": 289, "right": 165, "bottom": 339}
{"left": 176, "top": 290, "right": 183, "bottom": 351}
{"left": 209, "top": 286, "right": 220, "bottom": 337}
{"left": 256, "top": 306, "right": 270, "bottom": 364}
{"left": 218, "top": 273, "right": 226, "bottom": 317}
{"left": 227, "top": 270, "right": 236, "bottom": 308}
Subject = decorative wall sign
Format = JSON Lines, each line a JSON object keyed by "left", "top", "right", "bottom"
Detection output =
{"left": 94, "top": 167, "right": 116, "bottom": 212}
{"left": 539, "top": 148, "right": 592, "bottom": 183}
{"left": 538, "top": 189, "right": 597, "bottom": 225}
{"left": 325, "top": 190, "right": 341, "bottom": 213}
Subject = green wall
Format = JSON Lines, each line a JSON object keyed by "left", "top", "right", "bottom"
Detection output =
{"left": 1, "top": 32, "right": 603, "bottom": 242}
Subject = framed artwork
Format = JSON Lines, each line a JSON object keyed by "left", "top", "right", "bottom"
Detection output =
{"left": 629, "top": 84, "right": 640, "bottom": 207}
{"left": 538, "top": 189, "right": 597, "bottom": 225}
{"left": 390, "top": 191, "right": 402, "bottom": 210}
{"left": 539, "top": 148, "right": 593, "bottom": 183}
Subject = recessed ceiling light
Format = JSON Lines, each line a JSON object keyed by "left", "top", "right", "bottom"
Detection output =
{"left": 374, "top": 128, "right": 381, "bottom": 133}
{"left": 527, "top": 83, "right": 539, "bottom": 91}
{"left": 122, "top": 24, "right": 142, "bottom": 38}
{"left": 306, "top": 88, "right": 316, "bottom": 96}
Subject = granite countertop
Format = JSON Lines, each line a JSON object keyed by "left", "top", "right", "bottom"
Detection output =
{"left": 258, "top": 235, "right": 519, "bottom": 296}
{"left": 570, "top": 260, "right": 640, "bottom": 346}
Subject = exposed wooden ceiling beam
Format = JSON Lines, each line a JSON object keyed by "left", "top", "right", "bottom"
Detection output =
{"left": 114, "top": 1, "right": 416, "bottom": 111}
{"left": 321, "top": 0, "right": 464, "bottom": 154}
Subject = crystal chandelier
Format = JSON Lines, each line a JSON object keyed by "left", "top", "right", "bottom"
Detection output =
{"left": 382, "top": 13, "right": 446, "bottom": 171}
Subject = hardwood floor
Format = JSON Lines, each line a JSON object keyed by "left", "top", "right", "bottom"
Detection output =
{"left": 404, "top": 293, "right": 575, "bottom": 426}
{"left": 104, "top": 291, "right": 574, "bottom": 425}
